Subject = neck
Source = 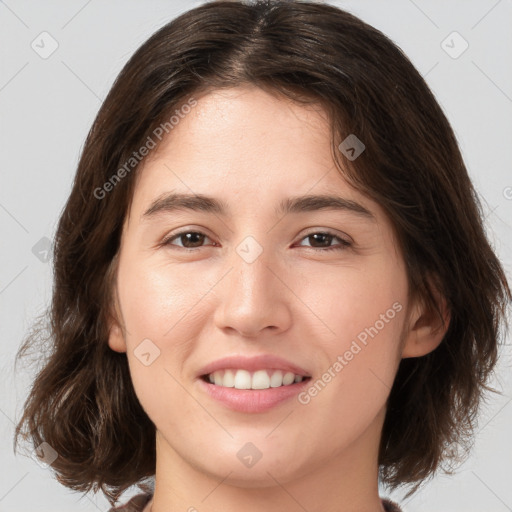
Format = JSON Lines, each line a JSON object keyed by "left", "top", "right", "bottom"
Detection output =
{"left": 148, "top": 406, "right": 387, "bottom": 512}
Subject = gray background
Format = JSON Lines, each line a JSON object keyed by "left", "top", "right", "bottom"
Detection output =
{"left": 1, "top": 1, "right": 511, "bottom": 511}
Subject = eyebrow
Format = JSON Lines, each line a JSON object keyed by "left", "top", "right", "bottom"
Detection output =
{"left": 141, "top": 192, "right": 375, "bottom": 221}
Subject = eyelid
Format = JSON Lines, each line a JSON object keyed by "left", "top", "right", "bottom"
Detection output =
{"left": 299, "top": 227, "right": 352, "bottom": 244}
{"left": 161, "top": 226, "right": 353, "bottom": 252}
{"left": 161, "top": 227, "right": 216, "bottom": 249}
{"left": 295, "top": 229, "right": 352, "bottom": 252}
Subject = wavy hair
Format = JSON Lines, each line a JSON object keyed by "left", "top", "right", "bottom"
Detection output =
{"left": 14, "top": 0, "right": 511, "bottom": 506}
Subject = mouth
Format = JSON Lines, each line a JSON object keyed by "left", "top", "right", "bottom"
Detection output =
{"left": 196, "top": 354, "right": 312, "bottom": 412}
{"left": 200, "top": 369, "right": 311, "bottom": 390}
{"left": 198, "top": 371, "right": 312, "bottom": 413}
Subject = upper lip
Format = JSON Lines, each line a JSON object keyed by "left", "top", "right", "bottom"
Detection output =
{"left": 197, "top": 355, "right": 311, "bottom": 378}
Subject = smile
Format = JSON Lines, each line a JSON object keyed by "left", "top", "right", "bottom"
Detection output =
{"left": 202, "top": 369, "right": 309, "bottom": 389}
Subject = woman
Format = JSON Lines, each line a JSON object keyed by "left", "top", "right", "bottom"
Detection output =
{"left": 14, "top": 1, "right": 510, "bottom": 511}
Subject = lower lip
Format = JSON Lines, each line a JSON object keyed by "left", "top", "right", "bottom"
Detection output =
{"left": 198, "top": 377, "right": 311, "bottom": 413}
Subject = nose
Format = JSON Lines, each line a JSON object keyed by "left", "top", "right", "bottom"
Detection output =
{"left": 213, "top": 244, "right": 293, "bottom": 338}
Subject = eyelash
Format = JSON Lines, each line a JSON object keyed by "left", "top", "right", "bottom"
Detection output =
{"left": 161, "top": 229, "right": 352, "bottom": 252}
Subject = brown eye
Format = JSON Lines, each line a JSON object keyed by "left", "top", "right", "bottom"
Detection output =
{"left": 298, "top": 231, "right": 351, "bottom": 252}
{"left": 163, "top": 231, "right": 212, "bottom": 249}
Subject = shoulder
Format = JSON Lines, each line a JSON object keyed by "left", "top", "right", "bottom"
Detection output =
{"left": 108, "top": 492, "right": 153, "bottom": 512}
{"left": 382, "top": 498, "right": 404, "bottom": 512}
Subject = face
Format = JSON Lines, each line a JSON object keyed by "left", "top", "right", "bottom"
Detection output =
{"left": 108, "top": 85, "right": 433, "bottom": 487}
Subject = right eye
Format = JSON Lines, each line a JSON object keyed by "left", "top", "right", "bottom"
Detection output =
{"left": 161, "top": 230, "right": 216, "bottom": 250}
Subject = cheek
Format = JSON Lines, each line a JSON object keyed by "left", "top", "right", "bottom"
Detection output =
{"left": 116, "top": 257, "right": 207, "bottom": 398}
{"left": 296, "top": 255, "right": 407, "bottom": 420}
{"left": 120, "top": 256, "right": 211, "bottom": 339}
{"left": 119, "top": 274, "right": 203, "bottom": 436}
{"left": 300, "top": 253, "right": 407, "bottom": 349}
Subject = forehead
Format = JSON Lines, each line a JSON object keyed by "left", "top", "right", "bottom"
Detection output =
{"left": 165, "top": 85, "right": 332, "bottom": 172}
{"left": 127, "top": 85, "right": 384, "bottom": 224}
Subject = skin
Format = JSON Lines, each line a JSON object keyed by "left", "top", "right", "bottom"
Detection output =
{"left": 108, "top": 85, "right": 449, "bottom": 512}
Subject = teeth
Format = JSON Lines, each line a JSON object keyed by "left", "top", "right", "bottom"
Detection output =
{"left": 252, "top": 370, "right": 270, "bottom": 389}
{"left": 213, "top": 371, "right": 223, "bottom": 386}
{"left": 206, "top": 369, "right": 306, "bottom": 389}
{"left": 282, "top": 372, "right": 295, "bottom": 385}
{"left": 270, "top": 370, "right": 284, "bottom": 388}
{"left": 234, "top": 369, "right": 251, "bottom": 389}
{"left": 223, "top": 369, "right": 235, "bottom": 387}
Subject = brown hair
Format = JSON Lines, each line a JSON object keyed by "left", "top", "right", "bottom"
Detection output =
{"left": 14, "top": 0, "right": 511, "bottom": 506}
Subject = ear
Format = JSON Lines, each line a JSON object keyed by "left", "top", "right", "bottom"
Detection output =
{"left": 106, "top": 255, "right": 127, "bottom": 354}
{"left": 401, "top": 279, "right": 450, "bottom": 359}
{"left": 108, "top": 313, "right": 127, "bottom": 353}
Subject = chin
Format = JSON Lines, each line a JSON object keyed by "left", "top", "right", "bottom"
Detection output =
{"left": 190, "top": 444, "right": 313, "bottom": 488}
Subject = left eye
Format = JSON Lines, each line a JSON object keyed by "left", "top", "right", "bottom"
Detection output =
{"left": 297, "top": 232, "right": 351, "bottom": 252}
{"left": 162, "top": 230, "right": 351, "bottom": 252}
